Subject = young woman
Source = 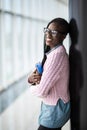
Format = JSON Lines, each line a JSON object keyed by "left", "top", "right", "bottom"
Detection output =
{"left": 28, "top": 18, "right": 70, "bottom": 130}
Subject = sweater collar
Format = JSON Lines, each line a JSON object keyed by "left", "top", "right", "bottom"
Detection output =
{"left": 46, "top": 43, "right": 62, "bottom": 55}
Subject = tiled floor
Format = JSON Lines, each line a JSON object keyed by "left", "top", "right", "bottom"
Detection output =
{"left": 0, "top": 88, "right": 70, "bottom": 130}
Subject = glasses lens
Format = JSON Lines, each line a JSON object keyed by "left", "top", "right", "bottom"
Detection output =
{"left": 43, "top": 28, "right": 58, "bottom": 36}
{"left": 43, "top": 27, "right": 65, "bottom": 36}
{"left": 51, "top": 30, "right": 58, "bottom": 35}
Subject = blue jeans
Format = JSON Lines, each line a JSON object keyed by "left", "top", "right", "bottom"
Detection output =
{"left": 38, "top": 99, "right": 70, "bottom": 128}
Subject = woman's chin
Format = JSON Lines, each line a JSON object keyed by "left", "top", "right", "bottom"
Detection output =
{"left": 46, "top": 42, "right": 51, "bottom": 47}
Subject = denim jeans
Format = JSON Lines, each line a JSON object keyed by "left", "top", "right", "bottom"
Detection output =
{"left": 38, "top": 99, "right": 70, "bottom": 128}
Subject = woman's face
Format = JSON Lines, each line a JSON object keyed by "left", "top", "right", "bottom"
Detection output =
{"left": 44, "top": 22, "right": 65, "bottom": 48}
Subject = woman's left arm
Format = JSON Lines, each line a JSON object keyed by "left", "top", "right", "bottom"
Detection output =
{"left": 30, "top": 52, "right": 65, "bottom": 97}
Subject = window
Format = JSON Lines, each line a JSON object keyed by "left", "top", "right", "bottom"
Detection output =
{"left": 0, "top": 0, "right": 69, "bottom": 90}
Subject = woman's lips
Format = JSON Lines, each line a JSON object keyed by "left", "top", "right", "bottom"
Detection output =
{"left": 46, "top": 38, "right": 52, "bottom": 42}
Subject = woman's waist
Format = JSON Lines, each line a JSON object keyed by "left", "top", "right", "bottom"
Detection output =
{"left": 42, "top": 95, "right": 70, "bottom": 105}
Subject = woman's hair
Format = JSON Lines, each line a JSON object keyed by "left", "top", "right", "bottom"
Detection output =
{"left": 47, "top": 18, "right": 69, "bottom": 35}
{"left": 42, "top": 17, "right": 70, "bottom": 66}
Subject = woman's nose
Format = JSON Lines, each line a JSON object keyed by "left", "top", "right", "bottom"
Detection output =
{"left": 45, "top": 31, "right": 52, "bottom": 37}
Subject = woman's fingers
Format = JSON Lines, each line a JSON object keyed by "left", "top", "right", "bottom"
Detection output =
{"left": 28, "top": 70, "right": 41, "bottom": 84}
{"left": 33, "top": 74, "right": 41, "bottom": 83}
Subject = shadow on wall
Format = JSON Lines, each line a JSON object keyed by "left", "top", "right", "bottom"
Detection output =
{"left": 69, "top": 18, "right": 84, "bottom": 130}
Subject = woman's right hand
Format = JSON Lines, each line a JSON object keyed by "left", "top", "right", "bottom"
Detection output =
{"left": 28, "top": 69, "right": 41, "bottom": 85}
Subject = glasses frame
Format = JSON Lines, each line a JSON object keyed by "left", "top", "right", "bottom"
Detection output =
{"left": 43, "top": 27, "right": 65, "bottom": 37}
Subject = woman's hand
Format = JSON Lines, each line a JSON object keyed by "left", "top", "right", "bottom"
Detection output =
{"left": 28, "top": 69, "right": 42, "bottom": 85}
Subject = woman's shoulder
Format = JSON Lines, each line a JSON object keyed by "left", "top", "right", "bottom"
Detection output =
{"left": 47, "top": 45, "right": 66, "bottom": 58}
{"left": 52, "top": 45, "right": 66, "bottom": 56}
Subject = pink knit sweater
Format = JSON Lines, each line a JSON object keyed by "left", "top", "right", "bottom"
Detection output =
{"left": 30, "top": 45, "right": 70, "bottom": 105}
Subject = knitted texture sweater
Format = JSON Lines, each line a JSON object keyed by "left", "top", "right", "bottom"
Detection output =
{"left": 30, "top": 45, "right": 70, "bottom": 105}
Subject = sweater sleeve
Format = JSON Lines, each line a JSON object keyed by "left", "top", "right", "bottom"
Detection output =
{"left": 30, "top": 51, "right": 65, "bottom": 98}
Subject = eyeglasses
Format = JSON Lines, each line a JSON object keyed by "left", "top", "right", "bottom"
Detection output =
{"left": 43, "top": 27, "right": 64, "bottom": 36}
